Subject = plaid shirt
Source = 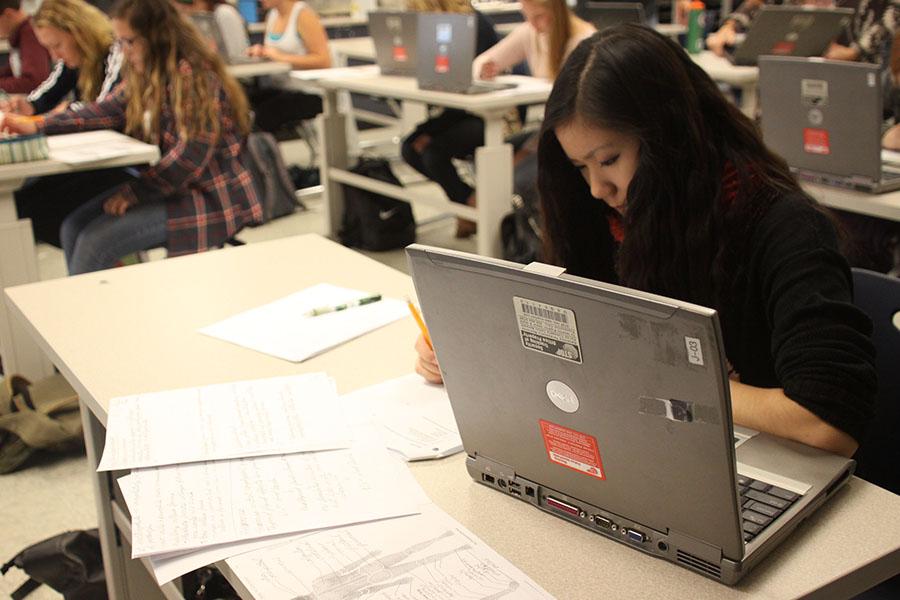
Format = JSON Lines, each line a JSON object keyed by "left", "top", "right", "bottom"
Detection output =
{"left": 41, "top": 64, "right": 262, "bottom": 257}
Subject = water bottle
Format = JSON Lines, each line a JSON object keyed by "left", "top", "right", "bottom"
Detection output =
{"left": 686, "top": 1, "right": 705, "bottom": 54}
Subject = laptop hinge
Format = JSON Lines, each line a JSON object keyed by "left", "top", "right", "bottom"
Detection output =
{"left": 523, "top": 262, "right": 567, "bottom": 277}
{"left": 668, "top": 530, "right": 723, "bottom": 563}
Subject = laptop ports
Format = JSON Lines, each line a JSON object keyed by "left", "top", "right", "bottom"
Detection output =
{"left": 591, "top": 515, "right": 613, "bottom": 530}
{"left": 626, "top": 529, "right": 646, "bottom": 544}
{"left": 482, "top": 473, "right": 495, "bottom": 484}
{"left": 545, "top": 496, "right": 582, "bottom": 517}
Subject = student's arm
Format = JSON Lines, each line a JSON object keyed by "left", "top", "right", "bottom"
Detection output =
{"left": 216, "top": 5, "right": 251, "bottom": 62}
{"left": 262, "top": 8, "right": 331, "bottom": 69}
{"left": 473, "top": 22, "right": 529, "bottom": 80}
{"left": 0, "top": 24, "right": 51, "bottom": 93}
{"left": 27, "top": 61, "right": 77, "bottom": 115}
{"left": 40, "top": 84, "right": 127, "bottom": 133}
{"left": 730, "top": 201, "right": 876, "bottom": 457}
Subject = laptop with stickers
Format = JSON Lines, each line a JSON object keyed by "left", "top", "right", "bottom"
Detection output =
{"left": 406, "top": 244, "right": 855, "bottom": 585}
{"left": 759, "top": 56, "right": 900, "bottom": 193}
{"left": 369, "top": 10, "right": 420, "bottom": 77}
{"left": 189, "top": 12, "right": 260, "bottom": 65}
{"left": 416, "top": 13, "right": 516, "bottom": 95}
{"left": 727, "top": 5, "right": 852, "bottom": 66}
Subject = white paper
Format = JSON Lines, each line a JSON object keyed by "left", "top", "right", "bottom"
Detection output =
{"left": 125, "top": 445, "right": 427, "bottom": 557}
{"left": 291, "top": 64, "right": 380, "bottom": 81}
{"left": 47, "top": 131, "right": 142, "bottom": 164}
{"left": 226, "top": 503, "right": 557, "bottom": 600}
{"left": 198, "top": 284, "right": 410, "bottom": 362}
{"left": 98, "top": 373, "right": 346, "bottom": 471}
{"left": 342, "top": 374, "right": 462, "bottom": 461}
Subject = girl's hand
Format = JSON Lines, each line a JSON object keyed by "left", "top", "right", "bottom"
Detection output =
{"left": 1, "top": 115, "right": 39, "bottom": 135}
{"left": 103, "top": 192, "right": 136, "bottom": 216}
{"left": 414, "top": 334, "right": 443, "bottom": 384}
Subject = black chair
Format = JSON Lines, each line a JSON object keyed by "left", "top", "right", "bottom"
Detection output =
{"left": 851, "top": 268, "right": 900, "bottom": 495}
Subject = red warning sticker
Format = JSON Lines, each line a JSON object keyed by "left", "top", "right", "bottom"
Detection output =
{"left": 434, "top": 54, "right": 450, "bottom": 73}
{"left": 770, "top": 40, "right": 796, "bottom": 55}
{"left": 392, "top": 45, "right": 408, "bottom": 62}
{"left": 539, "top": 419, "right": 605, "bottom": 480}
{"left": 803, "top": 128, "right": 830, "bottom": 155}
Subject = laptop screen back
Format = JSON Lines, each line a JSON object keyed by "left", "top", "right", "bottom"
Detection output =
{"left": 732, "top": 6, "right": 853, "bottom": 66}
{"left": 416, "top": 13, "right": 478, "bottom": 93}
{"left": 369, "top": 11, "right": 419, "bottom": 76}
{"left": 577, "top": 1, "right": 645, "bottom": 29}
{"left": 407, "top": 245, "right": 745, "bottom": 561}
{"left": 760, "top": 56, "right": 883, "bottom": 183}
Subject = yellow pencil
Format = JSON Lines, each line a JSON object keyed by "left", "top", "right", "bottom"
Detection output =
{"left": 406, "top": 298, "right": 432, "bottom": 350}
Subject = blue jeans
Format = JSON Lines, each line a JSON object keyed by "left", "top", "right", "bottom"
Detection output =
{"left": 60, "top": 192, "right": 167, "bottom": 275}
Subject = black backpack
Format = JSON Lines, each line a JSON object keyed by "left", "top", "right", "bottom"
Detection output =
{"left": 338, "top": 158, "right": 416, "bottom": 251}
{"left": 501, "top": 192, "right": 543, "bottom": 265}
{"left": 1, "top": 529, "right": 106, "bottom": 600}
{"left": 241, "top": 132, "right": 305, "bottom": 223}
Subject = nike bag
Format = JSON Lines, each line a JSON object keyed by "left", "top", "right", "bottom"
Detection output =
{"left": 338, "top": 158, "right": 416, "bottom": 251}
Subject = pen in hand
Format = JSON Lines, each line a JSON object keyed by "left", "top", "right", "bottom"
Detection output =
{"left": 406, "top": 298, "right": 432, "bottom": 349}
{"left": 306, "top": 293, "right": 382, "bottom": 317}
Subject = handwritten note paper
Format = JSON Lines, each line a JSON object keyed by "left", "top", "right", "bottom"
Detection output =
{"left": 198, "top": 284, "right": 410, "bottom": 362}
{"left": 342, "top": 374, "right": 462, "bottom": 461}
{"left": 98, "top": 373, "right": 346, "bottom": 471}
{"left": 226, "top": 504, "right": 557, "bottom": 600}
{"left": 125, "top": 445, "right": 427, "bottom": 557}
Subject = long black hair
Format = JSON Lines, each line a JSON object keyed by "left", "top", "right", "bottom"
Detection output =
{"left": 537, "top": 24, "right": 810, "bottom": 307}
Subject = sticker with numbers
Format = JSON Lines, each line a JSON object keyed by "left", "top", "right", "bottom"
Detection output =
{"left": 684, "top": 336, "right": 705, "bottom": 366}
{"left": 513, "top": 297, "right": 582, "bottom": 364}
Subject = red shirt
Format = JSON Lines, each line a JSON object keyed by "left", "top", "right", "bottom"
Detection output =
{"left": 0, "top": 19, "right": 51, "bottom": 94}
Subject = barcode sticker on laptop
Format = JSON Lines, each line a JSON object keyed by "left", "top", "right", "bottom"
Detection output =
{"left": 513, "top": 297, "right": 582, "bottom": 364}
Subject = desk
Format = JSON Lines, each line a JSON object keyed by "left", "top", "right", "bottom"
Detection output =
{"left": 329, "top": 36, "right": 375, "bottom": 65}
{"left": 690, "top": 51, "right": 759, "bottom": 117}
{"left": 317, "top": 73, "right": 552, "bottom": 257}
{"left": 804, "top": 182, "right": 900, "bottom": 223}
{"left": 6, "top": 234, "right": 900, "bottom": 599}
{"left": 225, "top": 60, "right": 291, "bottom": 79}
{"left": 0, "top": 131, "right": 158, "bottom": 381}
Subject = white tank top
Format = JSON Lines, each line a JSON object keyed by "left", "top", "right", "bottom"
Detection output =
{"left": 264, "top": 1, "right": 308, "bottom": 56}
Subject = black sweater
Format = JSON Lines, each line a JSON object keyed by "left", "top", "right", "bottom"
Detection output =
{"left": 716, "top": 196, "right": 877, "bottom": 443}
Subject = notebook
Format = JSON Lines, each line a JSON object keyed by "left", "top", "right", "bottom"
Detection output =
{"left": 416, "top": 13, "right": 516, "bottom": 95}
{"left": 406, "top": 244, "right": 855, "bottom": 585}
{"left": 369, "top": 10, "right": 420, "bottom": 76}
{"left": 727, "top": 5, "right": 852, "bottom": 66}
{"left": 759, "top": 56, "right": 900, "bottom": 193}
{"left": 576, "top": 1, "right": 645, "bottom": 29}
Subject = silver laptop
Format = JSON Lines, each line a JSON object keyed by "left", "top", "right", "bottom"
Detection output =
{"left": 577, "top": 1, "right": 645, "bottom": 29}
{"left": 407, "top": 244, "right": 855, "bottom": 585}
{"left": 416, "top": 13, "right": 516, "bottom": 95}
{"left": 728, "top": 6, "right": 852, "bottom": 66}
{"left": 189, "top": 12, "right": 261, "bottom": 65}
{"left": 760, "top": 56, "right": 900, "bottom": 193}
{"left": 369, "top": 10, "right": 419, "bottom": 76}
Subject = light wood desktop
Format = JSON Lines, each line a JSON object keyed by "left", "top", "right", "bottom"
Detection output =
{"left": 6, "top": 234, "right": 900, "bottom": 600}
{"left": 690, "top": 50, "right": 759, "bottom": 117}
{"left": 316, "top": 73, "right": 552, "bottom": 258}
{"left": 0, "top": 130, "right": 159, "bottom": 382}
{"left": 804, "top": 182, "right": 900, "bottom": 223}
{"left": 225, "top": 60, "right": 292, "bottom": 79}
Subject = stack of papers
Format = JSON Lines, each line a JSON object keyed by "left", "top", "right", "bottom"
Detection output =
{"left": 48, "top": 130, "right": 140, "bottom": 165}
{"left": 198, "top": 284, "right": 410, "bottom": 362}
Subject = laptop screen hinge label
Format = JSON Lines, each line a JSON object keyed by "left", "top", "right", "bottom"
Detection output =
{"left": 539, "top": 420, "right": 605, "bottom": 480}
{"left": 513, "top": 297, "right": 582, "bottom": 364}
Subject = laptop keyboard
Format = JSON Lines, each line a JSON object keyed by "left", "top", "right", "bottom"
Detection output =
{"left": 737, "top": 475, "right": 801, "bottom": 542}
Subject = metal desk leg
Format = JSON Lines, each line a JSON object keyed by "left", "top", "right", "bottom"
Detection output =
{"left": 319, "top": 89, "right": 349, "bottom": 240}
{"left": 475, "top": 115, "right": 513, "bottom": 258}
{"left": 0, "top": 179, "right": 53, "bottom": 379}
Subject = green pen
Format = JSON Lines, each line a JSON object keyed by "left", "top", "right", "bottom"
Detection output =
{"left": 306, "top": 293, "right": 382, "bottom": 317}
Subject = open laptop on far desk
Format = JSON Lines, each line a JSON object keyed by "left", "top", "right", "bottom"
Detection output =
{"left": 189, "top": 12, "right": 266, "bottom": 65}
{"left": 407, "top": 244, "right": 855, "bottom": 586}
{"left": 760, "top": 56, "right": 900, "bottom": 193}
{"left": 369, "top": 10, "right": 419, "bottom": 76}
{"left": 727, "top": 6, "right": 852, "bottom": 66}
{"left": 576, "top": 1, "right": 645, "bottom": 29}
{"left": 416, "top": 13, "right": 516, "bottom": 95}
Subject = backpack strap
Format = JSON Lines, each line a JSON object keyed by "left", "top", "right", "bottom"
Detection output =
{"left": 10, "top": 578, "right": 41, "bottom": 600}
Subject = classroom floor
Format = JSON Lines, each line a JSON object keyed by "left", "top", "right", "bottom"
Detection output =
{"left": 0, "top": 133, "right": 479, "bottom": 599}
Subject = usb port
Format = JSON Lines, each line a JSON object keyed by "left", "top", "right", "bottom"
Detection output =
{"left": 626, "top": 529, "right": 646, "bottom": 543}
{"left": 508, "top": 481, "right": 521, "bottom": 489}
{"left": 592, "top": 515, "right": 612, "bottom": 529}
{"left": 482, "top": 473, "right": 495, "bottom": 484}
{"left": 546, "top": 496, "right": 580, "bottom": 517}
{"left": 509, "top": 488, "right": 522, "bottom": 496}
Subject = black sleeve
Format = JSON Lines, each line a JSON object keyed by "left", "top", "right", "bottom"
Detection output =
{"left": 475, "top": 10, "right": 500, "bottom": 55}
{"left": 27, "top": 61, "right": 78, "bottom": 115}
{"left": 754, "top": 199, "right": 877, "bottom": 442}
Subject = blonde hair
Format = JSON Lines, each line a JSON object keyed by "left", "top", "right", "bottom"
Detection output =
{"left": 405, "top": 0, "right": 472, "bottom": 13}
{"left": 111, "top": 0, "right": 250, "bottom": 142}
{"left": 523, "top": 0, "right": 573, "bottom": 79}
{"left": 34, "top": 0, "right": 114, "bottom": 102}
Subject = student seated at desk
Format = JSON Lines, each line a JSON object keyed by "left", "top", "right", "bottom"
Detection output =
{"left": 5, "top": 0, "right": 127, "bottom": 248}
{"left": 823, "top": 0, "right": 897, "bottom": 63}
{"left": 244, "top": 0, "right": 329, "bottom": 135}
{"left": 4, "top": 0, "right": 263, "bottom": 275}
{"left": 399, "top": 0, "right": 501, "bottom": 239}
{"left": 0, "top": 0, "right": 52, "bottom": 94}
{"left": 173, "top": 0, "right": 250, "bottom": 63}
{"left": 416, "top": 24, "right": 877, "bottom": 458}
